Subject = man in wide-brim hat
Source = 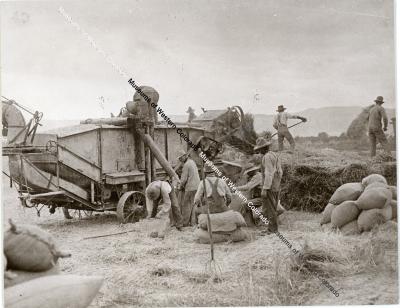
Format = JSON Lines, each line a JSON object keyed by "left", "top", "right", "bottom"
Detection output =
{"left": 367, "top": 96, "right": 391, "bottom": 157}
{"left": 254, "top": 137, "right": 282, "bottom": 234}
{"left": 177, "top": 149, "right": 200, "bottom": 226}
{"left": 273, "top": 105, "right": 307, "bottom": 152}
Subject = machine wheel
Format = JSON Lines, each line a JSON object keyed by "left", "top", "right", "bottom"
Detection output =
{"left": 117, "top": 191, "right": 146, "bottom": 224}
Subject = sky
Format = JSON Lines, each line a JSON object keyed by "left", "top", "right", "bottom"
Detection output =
{"left": 1, "top": 0, "right": 395, "bottom": 120}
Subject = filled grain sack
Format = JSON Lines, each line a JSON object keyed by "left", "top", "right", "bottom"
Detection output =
{"left": 357, "top": 186, "right": 392, "bottom": 210}
{"left": 381, "top": 203, "right": 393, "bottom": 221}
{"left": 358, "top": 209, "right": 386, "bottom": 232}
{"left": 390, "top": 186, "right": 397, "bottom": 200}
{"left": 364, "top": 182, "right": 388, "bottom": 191}
{"left": 198, "top": 210, "right": 246, "bottom": 232}
{"left": 4, "top": 263, "right": 60, "bottom": 288}
{"left": 331, "top": 201, "right": 360, "bottom": 228}
{"left": 4, "top": 220, "right": 71, "bottom": 272}
{"left": 361, "top": 174, "right": 387, "bottom": 187}
{"left": 391, "top": 200, "right": 397, "bottom": 219}
{"left": 329, "top": 183, "right": 364, "bottom": 205}
{"left": 339, "top": 220, "right": 360, "bottom": 236}
{"left": 5, "top": 275, "right": 103, "bottom": 308}
{"left": 320, "top": 203, "right": 335, "bottom": 225}
{"left": 195, "top": 228, "right": 247, "bottom": 244}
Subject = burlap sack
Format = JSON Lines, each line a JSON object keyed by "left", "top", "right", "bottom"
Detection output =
{"left": 358, "top": 209, "right": 386, "bottom": 232}
{"left": 4, "top": 220, "right": 70, "bottom": 272}
{"left": 331, "top": 201, "right": 360, "bottom": 228}
{"left": 390, "top": 200, "right": 397, "bottom": 220}
{"left": 4, "top": 263, "right": 60, "bottom": 288}
{"left": 340, "top": 220, "right": 360, "bottom": 236}
{"left": 4, "top": 275, "right": 103, "bottom": 308}
{"left": 195, "top": 228, "right": 248, "bottom": 244}
{"left": 357, "top": 186, "right": 392, "bottom": 210}
{"left": 381, "top": 203, "right": 393, "bottom": 221}
{"left": 329, "top": 183, "right": 364, "bottom": 205}
{"left": 198, "top": 210, "right": 246, "bottom": 232}
{"left": 361, "top": 174, "right": 387, "bottom": 187}
{"left": 390, "top": 186, "right": 397, "bottom": 200}
{"left": 320, "top": 203, "right": 335, "bottom": 225}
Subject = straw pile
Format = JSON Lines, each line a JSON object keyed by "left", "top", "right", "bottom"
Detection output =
{"left": 346, "top": 104, "right": 374, "bottom": 139}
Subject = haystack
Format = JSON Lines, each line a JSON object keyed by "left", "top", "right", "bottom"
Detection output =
{"left": 346, "top": 105, "right": 374, "bottom": 139}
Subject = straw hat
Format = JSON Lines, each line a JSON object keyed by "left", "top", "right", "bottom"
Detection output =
{"left": 277, "top": 105, "right": 287, "bottom": 112}
{"left": 254, "top": 137, "right": 272, "bottom": 151}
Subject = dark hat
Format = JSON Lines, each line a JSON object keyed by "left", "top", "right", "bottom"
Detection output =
{"left": 254, "top": 137, "right": 272, "bottom": 151}
{"left": 374, "top": 96, "right": 384, "bottom": 104}
{"left": 277, "top": 105, "right": 286, "bottom": 112}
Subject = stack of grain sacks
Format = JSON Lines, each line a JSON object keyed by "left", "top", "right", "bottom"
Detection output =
{"left": 4, "top": 220, "right": 103, "bottom": 308}
{"left": 195, "top": 210, "right": 248, "bottom": 243}
{"left": 320, "top": 174, "right": 397, "bottom": 235}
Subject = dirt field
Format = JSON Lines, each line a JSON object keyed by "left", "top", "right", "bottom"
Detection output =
{"left": 2, "top": 172, "right": 398, "bottom": 307}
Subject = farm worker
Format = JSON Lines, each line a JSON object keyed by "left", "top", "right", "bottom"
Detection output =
{"left": 186, "top": 107, "right": 197, "bottom": 123}
{"left": 145, "top": 180, "right": 183, "bottom": 238}
{"left": 273, "top": 105, "right": 307, "bottom": 151}
{"left": 128, "top": 86, "right": 159, "bottom": 123}
{"left": 367, "top": 96, "right": 390, "bottom": 157}
{"left": 254, "top": 137, "right": 282, "bottom": 234}
{"left": 177, "top": 150, "right": 200, "bottom": 226}
{"left": 194, "top": 161, "right": 231, "bottom": 216}
{"left": 237, "top": 166, "right": 262, "bottom": 193}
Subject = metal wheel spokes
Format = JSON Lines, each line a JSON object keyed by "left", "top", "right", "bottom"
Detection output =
{"left": 117, "top": 191, "right": 146, "bottom": 224}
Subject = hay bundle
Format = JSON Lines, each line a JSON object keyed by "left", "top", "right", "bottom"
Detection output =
{"left": 339, "top": 163, "right": 369, "bottom": 183}
{"left": 358, "top": 209, "right": 386, "bottom": 232}
{"left": 291, "top": 242, "right": 336, "bottom": 275}
{"left": 346, "top": 105, "right": 374, "bottom": 139}
{"left": 331, "top": 201, "right": 360, "bottom": 228}
{"left": 280, "top": 164, "right": 342, "bottom": 212}
{"left": 329, "top": 183, "right": 364, "bottom": 205}
{"left": 320, "top": 203, "right": 335, "bottom": 225}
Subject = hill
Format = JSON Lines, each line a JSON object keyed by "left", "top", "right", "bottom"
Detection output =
{"left": 37, "top": 106, "right": 396, "bottom": 137}
{"left": 253, "top": 106, "right": 396, "bottom": 137}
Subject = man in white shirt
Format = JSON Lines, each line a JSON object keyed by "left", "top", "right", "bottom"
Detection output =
{"left": 177, "top": 150, "right": 200, "bottom": 226}
{"left": 145, "top": 180, "right": 183, "bottom": 238}
{"left": 254, "top": 137, "right": 283, "bottom": 233}
{"left": 273, "top": 105, "right": 307, "bottom": 151}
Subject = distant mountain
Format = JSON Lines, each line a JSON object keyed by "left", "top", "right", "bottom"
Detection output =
{"left": 37, "top": 106, "right": 396, "bottom": 137}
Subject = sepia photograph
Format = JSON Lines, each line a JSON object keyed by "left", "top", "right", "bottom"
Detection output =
{"left": 1, "top": 0, "right": 398, "bottom": 307}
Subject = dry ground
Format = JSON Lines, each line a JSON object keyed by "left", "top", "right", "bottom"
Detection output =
{"left": 2, "top": 175, "right": 398, "bottom": 307}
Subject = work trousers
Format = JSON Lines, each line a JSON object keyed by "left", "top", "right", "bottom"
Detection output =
{"left": 369, "top": 128, "right": 389, "bottom": 157}
{"left": 180, "top": 190, "right": 196, "bottom": 226}
{"left": 262, "top": 190, "right": 279, "bottom": 232}
{"left": 166, "top": 189, "right": 184, "bottom": 230}
{"left": 277, "top": 126, "right": 295, "bottom": 151}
